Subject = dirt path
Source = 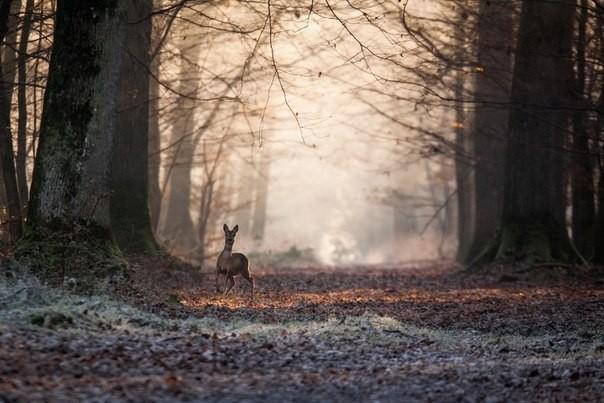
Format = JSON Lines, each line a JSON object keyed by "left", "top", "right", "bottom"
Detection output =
{"left": 1, "top": 262, "right": 603, "bottom": 402}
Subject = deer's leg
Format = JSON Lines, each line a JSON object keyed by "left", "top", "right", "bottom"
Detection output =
{"left": 223, "top": 273, "right": 230, "bottom": 296}
{"left": 223, "top": 276, "right": 235, "bottom": 297}
{"left": 215, "top": 267, "right": 221, "bottom": 293}
{"left": 242, "top": 272, "right": 254, "bottom": 300}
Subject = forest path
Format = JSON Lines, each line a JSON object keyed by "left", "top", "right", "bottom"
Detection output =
{"left": 1, "top": 262, "right": 604, "bottom": 402}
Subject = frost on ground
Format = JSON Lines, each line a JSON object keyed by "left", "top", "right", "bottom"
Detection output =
{"left": 1, "top": 259, "right": 604, "bottom": 402}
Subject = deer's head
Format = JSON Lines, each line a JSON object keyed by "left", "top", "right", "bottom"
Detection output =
{"left": 223, "top": 224, "right": 239, "bottom": 247}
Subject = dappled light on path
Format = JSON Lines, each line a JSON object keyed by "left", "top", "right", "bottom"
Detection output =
{"left": 2, "top": 261, "right": 603, "bottom": 401}
{"left": 174, "top": 265, "right": 604, "bottom": 336}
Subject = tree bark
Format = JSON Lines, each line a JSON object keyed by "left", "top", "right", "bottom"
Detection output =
{"left": 0, "top": 0, "right": 22, "bottom": 243}
{"left": 110, "top": 0, "right": 158, "bottom": 254}
{"left": 593, "top": 27, "right": 604, "bottom": 264}
{"left": 570, "top": 0, "right": 595, "bottom": 258}
{"left": 453, "top": 5, "right": 474, "bottom": 263}
{"left": 17, "top": 0, "right": 128, "bottom": 286}
{"left": 465, "top": 0, "right": 513, "bottom": 262}
{"left": 16, "top": 0, "right": 34, "bottom": 212}
{"left": 484, "top": 0, "right": 577, "bottom": 264}
{"left": 148, "top": 47, "right": 161, "bottom": 232}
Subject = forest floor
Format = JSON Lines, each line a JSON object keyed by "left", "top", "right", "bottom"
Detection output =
{"left": 1, "top": 258, "right": 604, "bottom": 402}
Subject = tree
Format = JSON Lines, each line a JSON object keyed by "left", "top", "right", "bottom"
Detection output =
{"left": 0, "top": 0, "right": 22, "bottom": 243}
{"left": 480, "top": 0, "right": 578, "bottom": 264}
{"left": 110, "top": 0, "right": 158, "bottom": 254}
{"left": 250, "top": 146, "right": 271, "bottom": 245}
{"left": 158, "top": 31, "right": 201, "bottom": 253}
{"left": 452, "top": 2, "right": 474, "bottom": 263}
{"left": 16, "top": 0, "right": 34, "bottom": 211}
{"left": 17, "top": 0, "right": 128, "bottom": 285}
{"left": 593, "top": 12, "right": 604, "bottom": 264}
{"left": 465, "top": 0, "right": 513, "bottom": 262}
{"left": 148, "top": 40, "right": 161, "bottom": 232}
{"left": 570, "top": 0, "right": 595, "bottom": 258}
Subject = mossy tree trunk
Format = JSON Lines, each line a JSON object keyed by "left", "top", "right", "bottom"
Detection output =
{"left": 482, "top": 0, "right": 578, "bottom": 264}
{"left": 465, "top": 0, "right": 513, "bottom": 263}
{"left": 110, "top": 0, "right": 158, "bottom": 254}
{"left": 17, "top": 0, "right": 128, "bottom": 286}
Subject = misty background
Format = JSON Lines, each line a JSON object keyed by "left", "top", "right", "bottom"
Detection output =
{"left": 150, "top": 1, "right": 456, "bottom": 266}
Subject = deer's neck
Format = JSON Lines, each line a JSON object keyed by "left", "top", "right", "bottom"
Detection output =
{"left": 222, "top": 243, "right": 233, "bottom": 255}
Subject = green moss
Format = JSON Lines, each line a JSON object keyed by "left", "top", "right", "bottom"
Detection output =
{"left": 524, "top": 224, "right": 552, "bottom": 262}
{"left": 495, "top": 224, "right": 519, "bottom": 260}
{"left": 470, "top": 214, "right": 584, "bottom": 270}
{"left": 112, "top": 223, "right": 158, "bottom": 255}
{"left": 15, "top": 220, "right": 127, "bottom": 293}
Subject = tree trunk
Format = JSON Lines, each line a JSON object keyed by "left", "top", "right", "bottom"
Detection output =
{"left": 17, "top": 0, "right": 127, "bottom": 287}
{"left": 593, "top": 28, "right": 604, "bottom": 264}
{"left": 453, "top": 7, "right": 474, "bottom": 263}
{"left": 250, "top": 146, "right": 270, "bottom": 246}
{"left": 485, "top": 0, "right": 577, "bottom": 264}
{"left": 570, "top": 0, "right": 595, "bottom": 258}
{"left": 0, "top": 0, "right": 22, "bottom": 243}
{"left": 465, "top": 0, "right": 513, "bottom": 262}
{"left": 595, "top": 153, "right": 604, "bottom": 264}
{"left": 234, "top": 156, "right": 254, "bottom": 234}
{"left": 197, "top": 178, "right": 214, "bottom": 264}
{"left": 158, "top": 37, "right": 201, "bottom": 252}
{"left": 148, "top": 49, "right": 161, "bottom": 232}
{"left": 16, "top": 0, "right": 34, "bottom": 212}
{"left": 110, "top": 0, "right": 158, "bottom": 254}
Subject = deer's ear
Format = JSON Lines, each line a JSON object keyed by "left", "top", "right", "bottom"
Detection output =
{"left": 223, "top": 224, "right": 229, "bottom": 232}
{"left": 233, "top": 224, "right": 239, "bottom": 232}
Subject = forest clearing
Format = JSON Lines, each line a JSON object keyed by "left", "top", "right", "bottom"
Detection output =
{"left": 1, "top": 261, "right": 603, "bottom": 402}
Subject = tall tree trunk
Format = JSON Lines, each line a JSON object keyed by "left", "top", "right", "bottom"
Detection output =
{"left": 250, "top": 146, "right": 270, "bottom": 246}
{"left": 0, "top": 0, "right": 22, "bottom": 243}
{"left": 17, "top": 0, "right": 127, "bottom": 286}
{"left": 158, "top": 37, "right": 201, "bottom": 252}
{"left": 148, "top": 50, "right": 161, "bottom": 232}
{"left": 197, "top": 178, "right": 214, "bottom": 264}
{"left": 234, "top": 155, "right": 253, "bottom": 234}
{"left": 570, "top": 0, "right": 595, "bottom": 258}
{"left": 593, "top": 26, "right": 604, "bottom": 264}
{"left": 453, "top": 5, "right": 474, "bottom": 263}
{"left": 465, "top": 0, "right": 513, "bottom": 262}
{"left": 484, "top": 0, "right": 577, "bottom": 264}
{"left": 16, "top": 0, "right": 34, "bottom": 212}
{"left": 595, "top": 150, "right": 604, "bottom": 264}
{"left": 110, "top": 0, "right": 158, "bottom": 254}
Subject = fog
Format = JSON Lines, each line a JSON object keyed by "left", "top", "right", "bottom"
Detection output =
{"left": 153, "top": 1, "right": 458, "bottom": 265}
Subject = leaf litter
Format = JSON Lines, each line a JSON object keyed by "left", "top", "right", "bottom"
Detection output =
{"left": 1, "top": 257, "right": 603, "bottom": 402}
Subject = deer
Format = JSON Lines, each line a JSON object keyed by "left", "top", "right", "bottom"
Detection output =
{"left": 216, "top": 224, "right": 254, "bottom": 299}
